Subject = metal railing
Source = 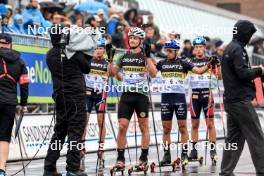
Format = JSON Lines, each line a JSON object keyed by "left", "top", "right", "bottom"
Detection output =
{"left": 252, "top": 53, "right": 264, "bottom": 66}
{"left": 8, "top": 33, "right": 52, "bottom": 48}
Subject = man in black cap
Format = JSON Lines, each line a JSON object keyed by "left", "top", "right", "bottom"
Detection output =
{"left": 220, "top": 20, "right": 264, "bottom": 175}
{"left": 0, "top": 33, "right": 29, "bottom": 176}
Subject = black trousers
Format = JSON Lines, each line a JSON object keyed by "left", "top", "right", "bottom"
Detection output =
{"left": 220, "top": 100, "right": 264, "bottom": 176}
{"left": 44, "top": 97, "right": 86, "bottom": 172}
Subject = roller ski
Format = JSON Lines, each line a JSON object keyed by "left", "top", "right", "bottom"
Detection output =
{"left": 150, "top": 150, "right": 180, "bottom": 172}
{"left": 128, "top": 160, "right": 149, "bottom": 175}
{"left": 188, "top": 149, "right": 203, "bottom": 165}
{"left": 210, "top": 149, "right": 218, "bottom": 166}
{"left": 110, "top": 160, "right": 125, "bottom": 176}
{"left": 181, "top": 152, "right": 189, "bottom": 171}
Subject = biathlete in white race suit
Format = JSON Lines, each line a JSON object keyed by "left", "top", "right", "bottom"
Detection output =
{"left": 80, "top": 37, "right": 122, "bottom": 170}
{"left": 108, "top": 27, "right": 157, "bottom": 169}
{"left": 151, "top": 39, "right": 212, "bottom": 165}
{"left": 188, "top": 37, "right": 222, "bottom": 162}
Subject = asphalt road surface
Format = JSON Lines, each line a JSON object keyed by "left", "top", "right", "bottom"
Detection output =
{"left": 6, "top": 139, "right": 257, "bottom": 176}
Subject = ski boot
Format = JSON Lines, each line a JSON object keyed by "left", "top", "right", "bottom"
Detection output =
{"left": 210, "top": 149, "right": 218, "bottom": 166}
{"left": 189, "top": 149, "right": 198, "bottom": 160}
{"left": 0, "top": 170, "right": 6, "bottom": 176}
{"left": 181, "top": 152, "right": 189, "bottom": 171}
{"left": 110, "top": 160, "right": 125, "bottom": 176}
{"left": 159, "top": 150, "right": 171, "bottom": 166}
{"left": 66, "top": 170, "right": 87, "bottom": 176}
{"left": 43, "top": 170, "right": 62, "bottom": 176}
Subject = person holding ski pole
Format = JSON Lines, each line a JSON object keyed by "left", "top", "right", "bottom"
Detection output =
{"left": 151, "top": 39, "right": 213, "bottom": 166}
{"left": 220, "top": 20, "right": 264, "bottom": 176}
{"left": 188, "top": 37, "right": 221, "bottom": 163}
{"left": 0, "top": 33, "right": 29, "bottom": 176}
{"left": 108, "top": 27, "right": 157, "bottom": 169}
{"left": 80, "top": 37, "right": 122, "bottom": 170}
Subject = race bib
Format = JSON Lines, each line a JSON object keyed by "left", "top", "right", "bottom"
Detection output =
{"left": 161, "top": 72, "right": 186, "bottom": 93}
{"left": 189, "top": 72, "right": 216, "bottom": 89}
{"left": 85, "top": 69, "right": 107, "bottom": 90}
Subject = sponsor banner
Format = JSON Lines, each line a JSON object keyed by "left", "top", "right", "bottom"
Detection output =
{"left": 9, "top": 110, "right": 264, "bottom": 161}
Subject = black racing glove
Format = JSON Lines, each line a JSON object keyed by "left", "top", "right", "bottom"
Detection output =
{"left": 105, "top": 43, "right": 113, "bottom": 62}
{"left": 144, "top": 43, "right": 151, "bottom": 58}
{"left": 209, "top": 55, "right": 220, "bottom": 68}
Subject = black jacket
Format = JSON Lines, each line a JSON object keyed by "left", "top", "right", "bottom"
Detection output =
{"left": 0, "top": 48, "right": 29, "bottom": 106}
{"left": 46, "top": 47, "right": 92, "bottom": 101}
{"left": 221, "top": 20, "right": 262, "bottom": 103}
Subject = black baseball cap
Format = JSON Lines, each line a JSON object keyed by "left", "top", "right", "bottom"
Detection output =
{"left": 0, "top": 33, "right": 12, "bottom": 44}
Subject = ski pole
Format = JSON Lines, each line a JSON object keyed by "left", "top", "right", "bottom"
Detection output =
{"left": 215, "top": 66, "right": 226, "bottom": 138}
{"left": 147, "top": 76, "right": 162, "bottom": 173}
{"left": 133, "top": 111, "right": 138, "bottom": 165}
{"left": 204, "top": 65, "right": 213, "bottom": 166}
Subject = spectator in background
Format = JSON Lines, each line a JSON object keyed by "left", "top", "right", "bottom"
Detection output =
{"left": 52, "top": 14, "right": 62, "bottom": 24}
{"left": 42, "top": 9, "right": 52, "bottom": 22}
{"left": 70, "top": 11, "right": 83, "bottom": 25}
{"left": 106, "top": 10, "right": 122, "bottom": 35}
{"left": 86, "top": 15, "right": 101, "bottom": 37}
{"left": 97, "top": 9, "right": 107, "bottom": 29}
{"left": 155, "top": 35, "right": 167, "bottom": 58}
{"left": 112, "top": 22, "right": 125, "bottom": 48}
{"left": 214, "top": 40, "right": 225, "bottom": 58}
{"left": 147, "top": 15, "right": 160, "bottom": 42}
{"left": 22, "top": 0, "right": 51, "bottom": 35}
{"left": 124, "top": 8, "right": 137, "bottom": 27}
{"left": 136, "top": 15, "right": 143, "bottom": 27}
{"left": 9, "top": 14, "right": 27, "bottom": 34}
{"left": 204, "top": 36, "right": 213, "bottom": 56}
{"left": 143, "top": 27, "right": 156, "bottom": 53}
{"left": 181, "top": 39, "right": 193, "bottom": 58}
{"left": 76, "top": 18, "right": 83, "bottom": 27}
{"left": 215, "top": 42, "right": 226, "bottom": 59}
{"left": 168, "top": 31, "right": 180, "bottom": 40}
{"left": 253, "top": 40, "right": 264, "bottom": 56}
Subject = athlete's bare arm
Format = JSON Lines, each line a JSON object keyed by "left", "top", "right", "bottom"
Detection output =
{"left": 146, "top": 57, "right": 158, "bottom": 78}
{"left": 108, "top": 63, "right": 120, "bottom": 77}
{"left": 192, "top": 65, "right": 209, "bottom": 74}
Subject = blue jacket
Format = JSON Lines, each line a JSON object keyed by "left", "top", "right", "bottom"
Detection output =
{"left": 9, "top": 14, "right": 27, "bottom": 34}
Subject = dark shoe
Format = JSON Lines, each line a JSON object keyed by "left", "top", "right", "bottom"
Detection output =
{"left": 159, "top": 150, "right": 171, "bottom": 165}
{"left": 189, "top": 149, "right": 198, "bottom": 160}
{"left": 43, "top": 170, "right": 62, "bottom": 176}
{"left": 66, "top": 170, "right": 87, "bottom": 176}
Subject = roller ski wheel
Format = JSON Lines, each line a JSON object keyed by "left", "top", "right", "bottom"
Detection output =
{"left": 150, "top": 162, "right": 155, "bottom": 173}
{"left": 181, "top": 154, "right": 189, "bottom": 172}
{"left": 110, "top": 161, "right": 125, "bottom": 176}
{"left": 172, "top": 158, "right": 181, "bottom": 172}
{"left": 129, "top": 162, "right": 148, "bottom": 175}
